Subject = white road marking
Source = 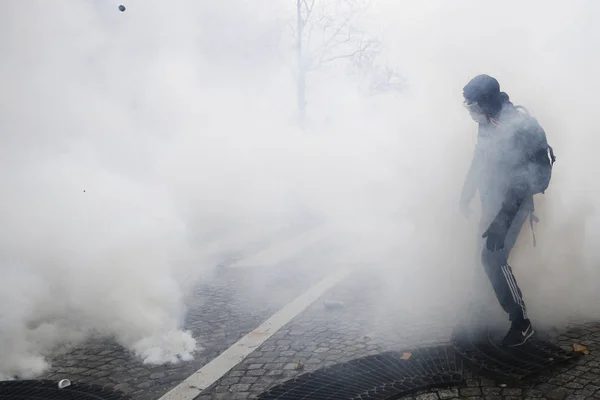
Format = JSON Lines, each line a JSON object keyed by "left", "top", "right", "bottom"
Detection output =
{"left": 158, "top": 267, "right": 351, "bottom": 400}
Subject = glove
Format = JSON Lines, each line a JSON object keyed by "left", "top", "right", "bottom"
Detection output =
{"left": 482, "top": 219, "right": 509, "bottom": 252}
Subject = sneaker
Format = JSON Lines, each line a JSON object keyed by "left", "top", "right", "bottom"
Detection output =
{"left": 502, "top": 319, "right": 535, "bottom": 347}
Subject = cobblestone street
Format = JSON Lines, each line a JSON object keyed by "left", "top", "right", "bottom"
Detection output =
{"left": 33, "top": 256, "right": 600, "bottom": 400}
{"left": 39, "top": 258, "right": 328, "bottom": 400}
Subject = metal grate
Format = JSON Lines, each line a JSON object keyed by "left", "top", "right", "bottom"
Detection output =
{"left": 452, "top": 326, "right": 579, "bottom": 382}
{"left": 0, "top": 380, "right": 131, "bottom": 400}
{"left": 257, "top": 346, "right": 463, "bottom": 400}
{"left": 258, "top": 327, "right": 581, "bottom": 399}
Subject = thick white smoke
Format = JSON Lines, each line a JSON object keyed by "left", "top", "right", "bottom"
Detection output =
{"left": 371, "top": 0, "right": 600, "bottom": 330}
{"left": 2, "top": 0, "right": 600, "bottom": 379}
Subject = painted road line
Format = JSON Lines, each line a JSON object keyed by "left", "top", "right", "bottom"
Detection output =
{"left": 158, "top": 267, "right": 351, "bottom": 400}
{"left": 227, "top": 224, "right": 336, "bottom": 269}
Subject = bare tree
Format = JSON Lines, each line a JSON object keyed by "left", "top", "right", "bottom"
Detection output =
{"left": 350, "top": 40, "right": 404, "bottom": 95}
{"left": 295, "top": 0, "right": 310, "bottom": 127}
{"left": 293, "top": 0, "right": 402, "bottom": 126}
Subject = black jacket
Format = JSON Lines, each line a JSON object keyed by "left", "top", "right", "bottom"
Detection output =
{"left": 461, "top": 103, "right": 549, "bottom": 231}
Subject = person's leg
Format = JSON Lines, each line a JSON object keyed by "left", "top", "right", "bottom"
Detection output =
{"left": 481, "top": 212, "right": 528, "bottom": 320}
{"left": 481, "top": 198, "right": 534, "bottom": 345}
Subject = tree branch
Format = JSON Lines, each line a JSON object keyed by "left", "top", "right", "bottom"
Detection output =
{"left": 314, "top": 16, "right": 352, "bottom": 55}
{"left": 303, "top": 0, "right": 316, "bottom": 18}
{"left": 309, "top": 30, "right": 375, "bottom": 70}
{"left": 305, "top": 14, "right": 327, "bottom": 52}
{"left": 317, "top": 42, "right": 372, "bottom": 66}
{"left": 300, "top": 0, "right": 316, "bottom": 28}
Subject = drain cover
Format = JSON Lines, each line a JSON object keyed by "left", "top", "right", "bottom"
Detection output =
{"left": 257, "top": 346, "right": 463, "bottom": 400}
{"left": 453, "top": 326, "right": 579, "bottom": 381}
{"left": 0, "top": 380, "right": 131, "bottom": 400}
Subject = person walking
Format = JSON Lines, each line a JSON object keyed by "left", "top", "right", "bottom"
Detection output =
{"left": 460, "top": 74, "right": 555, "bottom": 347}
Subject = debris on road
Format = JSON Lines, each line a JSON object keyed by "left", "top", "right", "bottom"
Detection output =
{"left": 58, "top": 379, "right": 71, "bottom": 389}
{"left": 573, "top": 343, "right": 590, "bottom": 354}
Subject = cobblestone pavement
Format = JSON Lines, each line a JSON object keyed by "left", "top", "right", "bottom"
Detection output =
{"left": 195, "top": 267, "right": 600, "bottom": 400}
{"left": 36, "top": 260, "right": 600, "bottom": 400}
{"left": 39, "top": 258, "right": 328, "bottom": 400}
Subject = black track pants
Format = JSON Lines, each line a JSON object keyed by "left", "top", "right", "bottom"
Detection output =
{"left": 481, "top": 199, "right": 532, "bottom": 323}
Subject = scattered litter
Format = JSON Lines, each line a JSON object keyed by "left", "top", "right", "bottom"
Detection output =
{"left": 573, "top": 343, "right": 590, "bottom": 355}
{"left": 58, "top": 379, "right": 71, "bottom": 389}
{"left": 295, "top": 361, "right": 304, "bottom": 370}
{"left": 499, "top": 383, "right": 507, "bottom": 387}
{"left": 400, "top": 352, "right": 412, "bottom": 360}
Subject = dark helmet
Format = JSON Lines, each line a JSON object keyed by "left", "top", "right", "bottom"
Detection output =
{"left": 463, "top": 74, "right": 509, "bottom": 117}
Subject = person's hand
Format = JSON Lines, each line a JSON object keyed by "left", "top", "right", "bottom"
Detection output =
{"left": 482, "top": 220, "right": 509, "bottom": 252}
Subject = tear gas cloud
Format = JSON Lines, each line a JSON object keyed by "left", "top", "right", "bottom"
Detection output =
{"left": 1, "top": 0, "right": 600, "bottom": 379}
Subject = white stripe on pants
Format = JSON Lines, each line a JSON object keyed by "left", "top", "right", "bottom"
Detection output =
{"left": 501, "top": 264, "right": 527, "bottom": 319}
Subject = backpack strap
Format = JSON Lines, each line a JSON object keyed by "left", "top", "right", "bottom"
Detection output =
{"left": 529, "top": 210, "right": 539, "bottom": 247}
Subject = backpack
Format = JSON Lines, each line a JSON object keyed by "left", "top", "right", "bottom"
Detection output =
{"left": 514, "top": 105, "right": 556, "bottom": 195}
{"left": 513, "top": 105, "right": 556, "bottom": 247}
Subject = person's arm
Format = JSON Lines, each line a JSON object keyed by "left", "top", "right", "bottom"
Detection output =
{"left": 482, "top": 159, "right": 529, "bottom": 251}
{"left": 483, "top": 120, "right": 545, "bottom": 250}
{"left": 494, "top": 168, "right": 529, "bottom": 228}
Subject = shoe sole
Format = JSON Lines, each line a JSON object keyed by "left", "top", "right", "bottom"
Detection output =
{"left": 506, "top": 329, "right": 535, "bottom": 348}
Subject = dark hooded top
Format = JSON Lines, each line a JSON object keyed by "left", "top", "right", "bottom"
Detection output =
{"left": 461, "top": 75, "right": 550, "bottom": 231}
